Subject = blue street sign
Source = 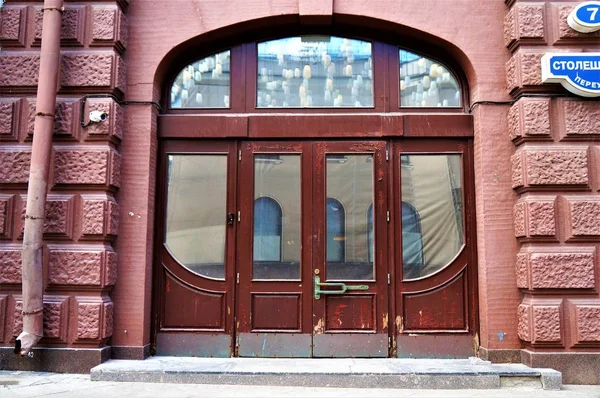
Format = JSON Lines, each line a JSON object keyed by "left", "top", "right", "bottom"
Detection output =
{"left": 541, "top": 53, "right": 600, "bottom": 97}
{"left": 568, "top": 1, "right": 600, "bottom": 33}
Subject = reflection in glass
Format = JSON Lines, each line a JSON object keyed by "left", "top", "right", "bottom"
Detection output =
{"left": 165, "top": 155, "right": 227, "bottom": 279}
{"left": 254, "top": 197, "right": 282, "bottom": 262}
{"left": 399, "top": 49, "right": 461, "bottom": 107}
{"left": 326, "top": 155, "right": 374, "bottom": 280}
{"left": 326, "top": 198, "right": 345, "bottom": 262}
{"left": 401, "top": 202, "right": 423, "bottom": 278}
{"left": 170, "top": 50, "right": 231, "bottom": 108}
{"left": 367, "top": 204, "right": 374, "bottom": 264}
{"left": 401, "top": 154, "right": 464, "bottom": 280}
{"left": 257, "top": 36, "right": 373, "bottom": 108}
{"left": 253, "top": 155, "right": 301, "bottom": 280}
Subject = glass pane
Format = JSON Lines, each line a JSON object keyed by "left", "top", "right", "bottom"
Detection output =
{"left": 165, "top": 155, "right": 227, "bottom": 279}
{"left": 401, "top": 154, "right": 464, "bottom": 280}
{"left": 399, "top": 49, "right": 461, "bottom": 107}
{"left": 253, "top": 155, "right": 301, "bottom": 280}
{"left": 326, "top": 154, "right": 374, "bottom": 280}
{"left": 170, "top": 50, "right": 231, "bottom": 108}
{"left": 257, "top": 36, "right": 373, "bottom": 108}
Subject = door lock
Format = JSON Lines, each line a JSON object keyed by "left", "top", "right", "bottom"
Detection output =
{"left": 227, "top": 213, "right": 235, "bottom": 225}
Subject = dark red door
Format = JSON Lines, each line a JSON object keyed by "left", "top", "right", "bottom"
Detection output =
{"left": 392, "top": 140, "right": 478, "bottom": 357}
{"left": 155, "top": 141, "right": 237, "bottom": 356}
{"left": 236, "top": 141, "right": 389, "bottom": 357}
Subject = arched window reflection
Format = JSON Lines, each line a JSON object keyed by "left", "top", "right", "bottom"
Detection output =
{"left": 326, "top": 198, "right": 345, "bottom": 262}
{"left": 170, "top": 50, "right": 231, "bottom": 108}
{"left": 253, "top": 197, "right": 283, "bottom": 262}
{"left": 401, "top": 201, "right": 424, "bottom": 279}
{"left": 399, "top": 49, "right": 461, "bottom": 107}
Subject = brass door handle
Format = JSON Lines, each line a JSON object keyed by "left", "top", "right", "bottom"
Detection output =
{"left": 314, "top": 276, "right": 369, "bottom": 299}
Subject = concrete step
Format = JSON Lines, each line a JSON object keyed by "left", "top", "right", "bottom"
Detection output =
{"left": 90, "top": 357, "right": 562, "bottom": 390}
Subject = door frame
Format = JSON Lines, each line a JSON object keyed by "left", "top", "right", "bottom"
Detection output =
{"left": 151, "top": 137, "right": 479, "bottom": 358}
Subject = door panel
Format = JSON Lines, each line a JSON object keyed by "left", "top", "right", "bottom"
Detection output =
{"left": 312, "top": 141, "right": 389, "bottom": 357}
{"left": 156, "top": 141, "right": 237, "bottom": 357}
{"left": 392, "top": 139, "right": 478, "bottom": 358}
{"left": 236, "top": 142, "right": 314, "bottom": 357}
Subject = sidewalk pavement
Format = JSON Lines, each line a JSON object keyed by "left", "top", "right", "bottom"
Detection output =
{"left": 1, "top": 371, "right": 600, "bottom": 398}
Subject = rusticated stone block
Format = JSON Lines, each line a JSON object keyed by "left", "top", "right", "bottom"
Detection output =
{"left": 92, "top": 6, "right": 127, "bottom": 51}
{"left": 12, "top": 300, "right": 23, "bottom": 337}
{"left": 553, "top": 3, "right": 600, "bottom": 43}
{"left": 105, "top": 250, "right": 117, "bottom": 286}
{"left": 116, "top": 54, "right": 127, "bottom": 94}
{"left": 576, "top": 306, "right": 600, "bottom": 342}
{"left": 566, "top": 300, "right": 600, "bottom": 345}
{"left": 516, "top": 246, "right": 596, "bottom": 290}
{"left": 42, "top": 297, "right": 69, "bottom": 341}
{"left": 512, "top": 146, "right": 589, "bottom": 189}
{"left": 506, "top": 51, "right": 544, "bottom": 94}
{"left": 514, "top": 196, "right": 556, "bottom": 239}
{"left": 48, "top": 245, "right": 116, "bottom": 287}
{"left": 54, "top": 147, "right": 121, "bottom": 187}
{"left": 81, "top": 195, "right": 119, "bottom": 237}
{"left": 26, "top": 99, "right": 78, "bottom": 140}
{"left": 19, "top": 194, "right": 75, "bottom": 238}
{"left": 84, "top": 99, "right": 124, "bottom": 141}
{"left": 77, "top": 302, "right": 101, "bottom": 339}
{"left": 533, "top": 306, "right": 562, "bottom": 343}
{"left": 563, "top": 196, "right": 600, "bottom": 239}
{"left": 504, "top": 4, "right": 546, "bottom": 49}
{"left": 515, "top": 252, "right": 528, "bottom": 289}
{"left": 13, "top": 296, "right": 69, "bottom": 342}
{"left": 517, "top": 304, "right": 531, "bottom": 341}
{"left": 0, "top": 99, "right": 20, "bottom": 142}
{"left": 511, "top": 152, "right": 524, "bottom": 188}
{"left": 33, "top": 6, "right": 85, "bottom": 46}
{"left": 76, "top": 296, "right": 113, "bottom": 341}
{"left": 508, "top": 98, "right": 551, "bottom": 142}
{"left": 110, "top": 150, "right": 122, "bottom": 187}
{"left": 0, "top": 295, "right": 6, "bottom": 342}
{"left": 0, "top": 148, "right": 31, "bottom": 184}
{"left": 0, "top": 55, "right": 40, "bottom": 87}
{"left": 60, "top": 52, "right": 124, "bottom": 93}
{"left": 518, "top": 298, "right": 563, "bottom": 346}
{"left": 559, "top": 99, "right": 600, "bottom": 139}
{"left": 0, "top": 245, "right": 21, "bottom": 284}
{"left": 49, "top": 249, "right": 102, "bottom": 286}
{"left": 0, "top": 194, "right": 15, "bottom": 239}
{"left": 103, "top": 301, "right": 114, "bottom": 338}
{"left": 0, "top": 6, "right": 26, "bottom": 46}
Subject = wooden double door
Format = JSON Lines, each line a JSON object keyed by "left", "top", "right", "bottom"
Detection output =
{"left": 154, "top": 139, "right": 477, "bottom": 358}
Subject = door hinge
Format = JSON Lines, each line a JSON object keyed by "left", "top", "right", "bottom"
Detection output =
{"left": 387, "top": 211, "right": 390, "bottom": 222}
{"left": 388, "top": 273, "right": 391, "bottom": 285}
{"left": 386, "top": 149, "right": 389, "bottom": 161}
{"left": 236, "top": 273, "right": 240, "bottom": 284}
{"left": 238, "top": 150, "right": 241, "bottom": 161}
{"left": 237, "top": 211, "right": 241, "bottom": 222}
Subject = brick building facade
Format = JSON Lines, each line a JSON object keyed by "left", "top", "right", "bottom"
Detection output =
{"left": 0, "top": 0, "right": 598, "bottom": 384}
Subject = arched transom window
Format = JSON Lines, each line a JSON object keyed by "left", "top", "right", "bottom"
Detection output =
{"left": 168, "top": 35, "right": 464, "bottom": 111}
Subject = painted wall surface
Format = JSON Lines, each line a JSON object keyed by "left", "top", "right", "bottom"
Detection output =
{"left": 0, "top": 0, "right": 598, "bottom": 382}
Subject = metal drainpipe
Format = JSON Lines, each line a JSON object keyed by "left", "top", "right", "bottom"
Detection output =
{"left": 15, "top": 0, "right": 64, "bottom": 357}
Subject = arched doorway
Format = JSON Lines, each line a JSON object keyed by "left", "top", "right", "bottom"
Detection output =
{"left": 153, "top": 32, "right": 478, "bottom": 358}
